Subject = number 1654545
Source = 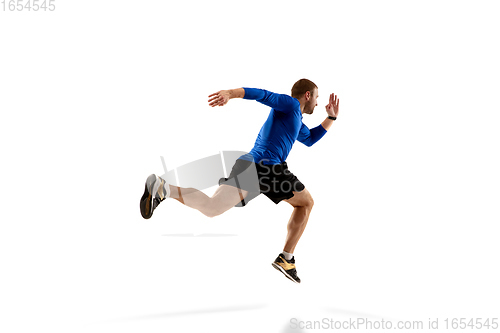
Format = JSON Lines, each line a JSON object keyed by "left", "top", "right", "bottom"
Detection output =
{"left": 2, "top": 0, "right": 55, "bottom": 11}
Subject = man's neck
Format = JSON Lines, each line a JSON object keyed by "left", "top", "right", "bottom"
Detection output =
{"left": 298, "top": 100, "right": 306, "bottom": 113}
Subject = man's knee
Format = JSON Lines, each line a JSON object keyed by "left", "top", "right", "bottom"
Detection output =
{"left": 303, "top": 192, "right": 314, "bottom": 210}
{"left": 307, "top": 194, "right": 314, "bottom": 208}
{"left": 201, "top": 199, "right": 234, "bottom": 218}
{"left": 204, "top": 211, "right": 219, "bottom": 218}
{"left": 287, "top": 188, "right": 314, "bottom": 209}
{"left": 202, "top": 204, "right": 224, "bottom": 218}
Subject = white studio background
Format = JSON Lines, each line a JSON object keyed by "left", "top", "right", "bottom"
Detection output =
{"left": 1, "top": 1, "right": 499, "bottom": 332}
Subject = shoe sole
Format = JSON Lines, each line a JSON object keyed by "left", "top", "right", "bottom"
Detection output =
{"left": 272, "top": 262, "right": 300, "bottom": 284}
{"left": 140, "top": 174, "right": 157, "bottom": 219}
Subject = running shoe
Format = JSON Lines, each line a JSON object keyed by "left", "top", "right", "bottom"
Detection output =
{"left": 140, "top": 174, "right": 167, "bottom": 219}
{"left": 272, "top": 253, "right": 301, "bottom": 283}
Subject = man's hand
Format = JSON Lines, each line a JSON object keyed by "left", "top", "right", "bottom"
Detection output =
{"left": 325, "top": 93, "right": 339, "bottom": 117}
{"left": 208, "top": 90, "right": 231, "bottom": 107}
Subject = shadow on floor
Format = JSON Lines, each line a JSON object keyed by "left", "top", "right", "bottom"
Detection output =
{"left": 103, "top": 303, "right": 268, "bottom": 323}
{"left": 162, "top": 233, "right": 238, "bottom": 237}
{"left": 323, "top": 306, "right": 390, "bottom": 319}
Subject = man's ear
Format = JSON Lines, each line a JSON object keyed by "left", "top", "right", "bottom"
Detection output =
{"left": 305, "top": 91, "right": 311, "bottom": 100}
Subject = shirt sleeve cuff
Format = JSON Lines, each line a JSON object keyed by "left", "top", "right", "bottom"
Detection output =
{"left": 318, "top": 124, "right": 328, "bottom": 134}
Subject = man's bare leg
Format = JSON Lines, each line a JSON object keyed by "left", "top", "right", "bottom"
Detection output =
{"left": 282, "top": 188, "right": 314, "bottom": 253}
{"left": 169, "top": 184, "right": 248, "bottom": 218}
{"left": 271, "top": 188, "right": 314, "bottom": 283}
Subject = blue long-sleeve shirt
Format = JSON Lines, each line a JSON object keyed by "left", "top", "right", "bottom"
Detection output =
{"left": 241, "top": 88, "right": 327, "bottom": 165}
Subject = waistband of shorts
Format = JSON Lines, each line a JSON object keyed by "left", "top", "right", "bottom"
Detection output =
{"left": 258, "top": 160, "right": 287, "bottom": 166}
{"left": 257, "top": 161, "right": 288, "bottom": 171}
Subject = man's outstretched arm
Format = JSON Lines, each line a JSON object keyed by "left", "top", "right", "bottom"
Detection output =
{"left": 208, "top": 88, "right": 298, "bottom": 112}
{"left": 208, "top": 88, "right": 245, "bottom": 107}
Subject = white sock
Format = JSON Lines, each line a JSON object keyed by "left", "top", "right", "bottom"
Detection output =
{"left": 154, "top": 175, "right": 170, "bottom": 199}
{"left": 162, "top": 181, "right": 171, "bottom": 199}
{"left": 282, "top": 251, "right": 293, "bottom": 260}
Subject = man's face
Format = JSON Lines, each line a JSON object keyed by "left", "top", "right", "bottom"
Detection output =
{"left": 304, "top": 88, "right": 318, "bottom": 114}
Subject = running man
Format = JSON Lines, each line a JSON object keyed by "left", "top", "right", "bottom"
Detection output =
{"left": 140, "top": 79, "right": 339, "bottom": 283}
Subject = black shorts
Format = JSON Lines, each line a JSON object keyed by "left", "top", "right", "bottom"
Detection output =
{"left": 219, "top": 158, "right": 305, "bottom": 206}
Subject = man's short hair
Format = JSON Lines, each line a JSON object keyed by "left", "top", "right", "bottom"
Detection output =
{"left": 291, "top": 78, "right": 318, "bottom": 98}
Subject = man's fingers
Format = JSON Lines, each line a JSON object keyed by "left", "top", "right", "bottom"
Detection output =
{"left": 208, "top": 92, "right": 222, "bottom": 107}
{"left": 208, "top": 94, "right": 223, "bottom": 106}
{"left": 208, "top": 94, "right": 227, "bottom": 107}
{"left": 208, "top": 96, "right": 221, "bottom": 107}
